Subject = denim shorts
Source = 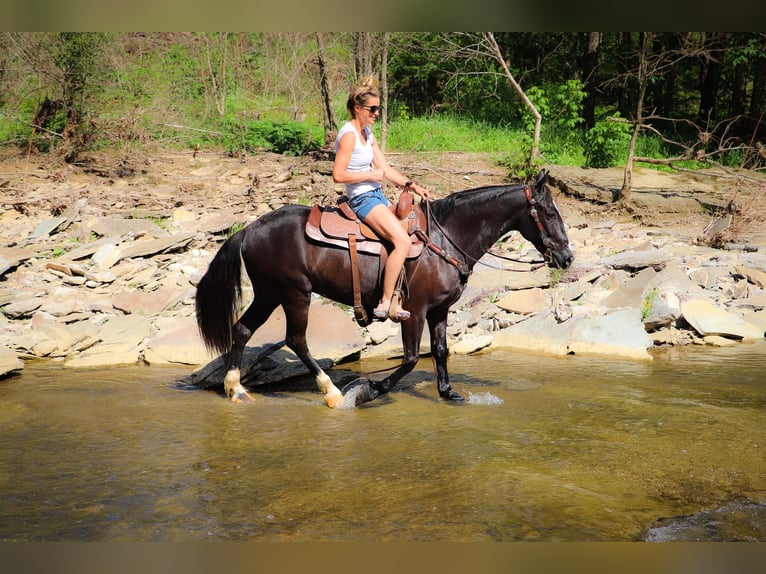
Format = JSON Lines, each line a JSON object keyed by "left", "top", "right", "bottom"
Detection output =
{"left": 348, "top": 188, "right": 390, "bottom": 221}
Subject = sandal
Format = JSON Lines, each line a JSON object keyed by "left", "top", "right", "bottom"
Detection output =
{"left": 373, "top": 291, "right": 410, "bottom": 322}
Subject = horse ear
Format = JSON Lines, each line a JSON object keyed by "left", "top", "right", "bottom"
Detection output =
{"left": 536, "top": 169, "right": 547, "bottom": 187}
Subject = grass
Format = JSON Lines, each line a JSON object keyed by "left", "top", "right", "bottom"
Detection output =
{"left": 385, "top": 116, "right": 529, "bottom": 154}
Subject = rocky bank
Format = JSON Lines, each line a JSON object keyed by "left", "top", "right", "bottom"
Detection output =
{"left": 1, "top": 149, "right": 765, "bottom": 384}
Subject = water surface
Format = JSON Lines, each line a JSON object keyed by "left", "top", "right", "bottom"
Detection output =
{"left": 1, "top": 343, "right": 764, "bottom": 541}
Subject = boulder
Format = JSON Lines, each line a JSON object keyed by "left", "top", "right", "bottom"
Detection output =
{"left": 144, "top": 317, "right": 218, "bottom": 365}
{"left": 451, "top": 334, "right": 493, "bottom": 355}
{"left": 600, "top": 248, "right": 674, "bottom": 271}
{"left": 681, "top": 298, "right": 765, "bottom": 339}
{"left": 0, "top": 345, "right": 23, "bottom": 378}
{"left": 567, "top": 308, "right": 654, "bottom": 360}
{"left": 496, "top": 287, "right": 550, "bottom": 314}
{"left": 64, "top": 315, "right": 153, "bottom": 367}
{"left": 190, "top": 302, "right": 366, "bottom": 386}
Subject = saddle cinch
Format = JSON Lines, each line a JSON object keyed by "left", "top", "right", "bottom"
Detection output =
{"left": 305, "top": 190, "right": 428, "bottom": 325}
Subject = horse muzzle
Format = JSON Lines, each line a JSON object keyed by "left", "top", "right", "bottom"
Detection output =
{"left": 548, "top": 247, "right": 574, "bottom": 270}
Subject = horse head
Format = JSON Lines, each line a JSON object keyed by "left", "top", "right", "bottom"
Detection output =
{"left": 523, "top": 169, "right": 574, "bottom": 270}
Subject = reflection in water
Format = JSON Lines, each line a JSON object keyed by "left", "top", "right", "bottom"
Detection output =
{"left": 0, "top": 342, "right": 764, "bottom": 541}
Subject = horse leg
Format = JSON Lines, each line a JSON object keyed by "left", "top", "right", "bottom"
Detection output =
{"left": 428, "top": 311, "right": 465, "bottom": 402}
{"left": 281, "top": 291, "right": 345, "bottom": 409}
{"left": 344, "top": 316, "right": 425, "bottom": 407}
{"left": 224, "top": 296, "right": 279, "bottom": 403}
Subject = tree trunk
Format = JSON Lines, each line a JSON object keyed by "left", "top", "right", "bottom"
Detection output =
{"left": 202, "top": 33, "right": 228, "bottom": 117}
{"left": 698, "top": 32, "right": 725, "bottom": 127}
{"left": 617, "top": 32, "right": 634, "bottom": 118}
{"left": 617, "top": 32, "right": 653, "bottom": 206}
{"left": 656, "top": 33, "right": 679, "bottom": 118}
{"left": 315, "top": 33, "right": 337, "bottom": 145}
{"left": 749, "top": 38, "right": 766, "bottom": 120}
{"left": 379, "top": 32, "right": 390, "bottom": 152}
{"left": 483, "top": 32, "right": 541, "bottom": 164}
{"left": 353, "top": 32, "right": 374, "bottom": 81}
{"left": 581, "top": 32, "right": 601, "bottom": 129}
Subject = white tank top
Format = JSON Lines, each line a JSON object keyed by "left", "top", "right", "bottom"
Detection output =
{"left": 335, "top": 121, "right": 378, "bottom": 199}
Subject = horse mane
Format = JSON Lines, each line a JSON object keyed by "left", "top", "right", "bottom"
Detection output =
{"left": 430, "top": 184, "right": 517, "bottom": 220}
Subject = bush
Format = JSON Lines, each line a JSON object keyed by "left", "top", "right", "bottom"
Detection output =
{"left": 221, "top": 119, "right": 319, "bottom": 156}
{"left": 584, "top": 116, "right": 632, "bottom": 168}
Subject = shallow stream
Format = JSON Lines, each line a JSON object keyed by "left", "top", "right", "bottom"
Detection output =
{"left": 1, "top": 343, "right": 764, "bottom": 541}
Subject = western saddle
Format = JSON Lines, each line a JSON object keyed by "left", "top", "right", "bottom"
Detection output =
{"left": 305, "top": 189, "right": 427, "bottom": 325}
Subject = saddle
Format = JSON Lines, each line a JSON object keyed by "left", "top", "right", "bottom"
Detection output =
{"left": 305, "top": 190, "right": 427, "bottom": 257}
{"left": 305, "top": 190, "right": 428, "bottom": 325}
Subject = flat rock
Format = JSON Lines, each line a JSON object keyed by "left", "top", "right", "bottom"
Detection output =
{"left": 451, "top": 334, "right": 493, "bottom": 354}
{"left": 492, "top": 308, "right": 653, "bottom": 360}
{"left": 567, "top": 308, "right": 653, "bottom": 360}
{"left": 246, "top": 302, "right": 366, "bottom": 363}
{"left": 28, "top": 216, "right": 68, "bottom": 240}
{"left": 492, "top": 312, "right": 571, "bottom": 356}
{"left": 2, "top": 297, "right": 43, "bottom": 319}
{"left": 89, "top": 216, "right": 168, "bottom": 238}
{"left": 144, "top": 317, "right": 218, "bottom": 365}
{"left": 0, "top": 247, "right": 34, "bottom": 277}
{"left": 0, "top": 345, "right": 23, "bottom": 377}
{"left": 496, "top": 287, "right": 550, "bottom": 314}
{"left": 64, "top": 315, "right": 153, "bottom": 367}
{"left": 737, "top": 265, "right": 766, "bottom": 288}
{"left": 112, "top": 287, "right": 188, "bottom": 316}
{"left": 681, "top": 298, "right": 765, "bottom": 339}
{"left": 600, "top": 248, "right": 673, "bottom": 271}
{"left": 120, "top": 231, "right": 196, "bottom": 259}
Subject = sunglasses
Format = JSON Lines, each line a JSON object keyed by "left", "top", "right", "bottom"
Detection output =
{"left": 359, "top": 104, "right": 383, "bottom": 114}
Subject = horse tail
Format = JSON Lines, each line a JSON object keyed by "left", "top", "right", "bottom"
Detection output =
{"left": 195, "top": 229, "right": 246, "bottom": 357}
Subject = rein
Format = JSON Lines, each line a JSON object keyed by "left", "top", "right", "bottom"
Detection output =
{"left": 418, "top": 184, "right": 549, "bottom": 276}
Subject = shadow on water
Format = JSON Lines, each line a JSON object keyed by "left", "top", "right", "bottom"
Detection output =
{"left": 0, "top": 342, "right": 764, "bottom": 541}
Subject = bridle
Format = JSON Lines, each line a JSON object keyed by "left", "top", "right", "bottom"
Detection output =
{"left": 416, "top": 183, "right": 554, "bottom": 277}
{"left": 523, "top": 184, "right": 554, "bottom": 265}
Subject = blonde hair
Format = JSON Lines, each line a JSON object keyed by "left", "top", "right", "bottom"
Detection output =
{"left": 347, "top": 76, "right": 380, "bottom": 118}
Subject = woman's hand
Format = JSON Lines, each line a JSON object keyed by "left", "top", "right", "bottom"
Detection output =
{"left": 412, "top": 183, "right": 430, "bottom": 200}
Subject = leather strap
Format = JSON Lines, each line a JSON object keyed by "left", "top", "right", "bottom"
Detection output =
{"left": 348, "top": 233, "right": 369, "bottom": 326}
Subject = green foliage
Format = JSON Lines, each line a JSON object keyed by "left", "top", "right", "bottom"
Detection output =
{"left": 641, "top": 288, "right": 659, "bottom": 321}
{"left": 226, "top": 221, "right": 247, "bottom": 238}
{"left": 520, "top": 80, "right": 586, "bottom": 134}
{"left": 549, "top": 267, "right": 569, "bottom": 286}
{"left": 584, "top": 115, "right": 632, "bottom": 167}
{"left": 221, "top": 119, "right": 320, "bottom": 156}
{"left": 387, "top": 116, "right": 524, "bottom": 153}
{"left": 3, "top": 32, "right": 764, "bottom": 169}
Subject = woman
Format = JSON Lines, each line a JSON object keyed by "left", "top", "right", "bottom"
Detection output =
{"left": 332, "top": 77, "right": 431, "bottom": 322}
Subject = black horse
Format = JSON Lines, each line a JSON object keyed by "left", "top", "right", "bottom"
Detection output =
{"left": 195, "top": 169, "right": 573, "bottom": 407}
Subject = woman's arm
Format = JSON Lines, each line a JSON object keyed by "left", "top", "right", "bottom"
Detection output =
{"left": 332, "top": 132, "right": 385, "bottom": 185}
{"left": 371, "top": 140, "right": 430, "bottom": 200}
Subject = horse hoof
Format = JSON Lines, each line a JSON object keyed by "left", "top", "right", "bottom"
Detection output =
{"left": 340, "top": 378, "right": 376, "bottom": 407}
{"left": 229, "top": 389, "right": 254, "bottom": 403}
{"left": 440, "top": 389, "right": 466, "bottom": 403}
{"left": 323, "top": 389, "right": 345, "bottom": 409}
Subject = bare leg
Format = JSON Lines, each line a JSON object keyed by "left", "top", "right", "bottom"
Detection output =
{"left": 364, "top": 205, "right": 412, "bottom": 311}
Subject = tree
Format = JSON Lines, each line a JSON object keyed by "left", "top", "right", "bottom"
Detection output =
{"left": 483, "top": 32, "right": 541, "bottom": 164}
{"left": 53, "top": 32, "right": 107, "bottom": 162}
{"left": 351, "top": 32, "right": 391, "bottom": 149}
{"left": 580, "top": 32, "right": 601, "bottom": 129}
{"left": 315, "top": 32, "right": 338, "bottom": 144}
{"left": 200, "top": 33, "right": 230, "bottom": 118}
{"left": 616, "top": 32, "right": 653, "bottom": 206}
